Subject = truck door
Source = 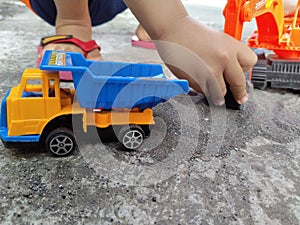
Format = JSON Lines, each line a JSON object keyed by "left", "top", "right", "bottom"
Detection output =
{"left": 12, "top": 76, "right": 60, "bottom": 136}
{"left": 15, "top": 77, "right": 47, "bottom": 135}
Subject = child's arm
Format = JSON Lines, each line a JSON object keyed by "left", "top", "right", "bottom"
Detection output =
{"left": 124, "top": 0, "right": 257, "bottom": 105}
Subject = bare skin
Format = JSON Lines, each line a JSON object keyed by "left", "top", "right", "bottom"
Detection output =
{"left": 124, "top": 0, "right": 257, "bottom": 105}
{"left": 135, "top": 24, "right": 152, "bottom": 41}
{"left": 43, "top": 0, "right": 258, "bottom": 105}
{"left": 43, "top": 0, "right": 150, "bottom": 61}
{"left": 42, "top": 0, "right": 102, "bottom": 60}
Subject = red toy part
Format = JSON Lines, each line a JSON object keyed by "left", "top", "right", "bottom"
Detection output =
{"left": 40, "top": 35, "right": 101, "bottom": 57}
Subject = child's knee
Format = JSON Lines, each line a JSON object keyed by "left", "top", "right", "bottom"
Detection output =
{"left": 21, "top": 0, "right": 128, "bottom": 27}
{"left": 89, "top": 0, "right": 127, "bottom": 26}
{"left": 22, "top": 0, "right": 57, "bottom": 26}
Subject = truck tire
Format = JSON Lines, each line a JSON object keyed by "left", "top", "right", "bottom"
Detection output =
{"left": 46, "top": 128, "right": 76, "bottom": 156}
{"left": 1, "top": 140, "right": 14, "bottom": 149}
{"left": 118, "top": 125, "right": 145, "bottom": 150}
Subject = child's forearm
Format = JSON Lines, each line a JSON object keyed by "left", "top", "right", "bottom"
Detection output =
{"left": 54, "top": 0, "right": 92, "bottom": 41}
{"left": 123, "top": 0, "right": 189, "bottom": 40}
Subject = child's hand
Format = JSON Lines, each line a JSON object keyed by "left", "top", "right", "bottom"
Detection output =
{"left": 153, "top": 17, "right": 257, "bottom": 106}
{"left": 125, "top": 0, "right": 257, "bottom": 106}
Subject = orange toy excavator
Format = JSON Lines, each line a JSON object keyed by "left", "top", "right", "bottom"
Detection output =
{"left": 223, "top": 0, "right": 300, "bottom": 89}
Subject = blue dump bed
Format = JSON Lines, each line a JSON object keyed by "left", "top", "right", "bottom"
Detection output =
{"left": 40, "top": 50, "right": 189, "bottom": 109}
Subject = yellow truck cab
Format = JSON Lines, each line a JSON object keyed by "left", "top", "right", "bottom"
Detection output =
{"left": 6, "top": 68, "right": 74, "bottom": 137}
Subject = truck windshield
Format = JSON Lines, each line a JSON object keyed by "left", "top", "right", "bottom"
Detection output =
{"left": 22, "top": 79, "right": 43, "bottom": 98}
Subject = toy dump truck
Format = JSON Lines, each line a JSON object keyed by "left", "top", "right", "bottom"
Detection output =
{"left": 0, "top": 50, "right": 189, "bottom": 156}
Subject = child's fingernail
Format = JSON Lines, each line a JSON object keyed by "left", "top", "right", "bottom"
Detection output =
{"left": 237, "top": 95, "right": 248, "bottom": 104}
{"left": 214, "top": 99, "right": 225, "bottom": 106}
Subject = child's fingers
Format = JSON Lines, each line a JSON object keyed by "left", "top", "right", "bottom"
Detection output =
{"left": 237, "top": 43, "right": 258, "bottom": 72}
{"left": 223, "top": 43, "right": 257, "bottom": 104}
{"left": 224, "top": 58, "right": 248, "bottom": 104}
{"left": 156, "top": 40, "right": 215, "bottom": 96}
{"left": 206, "top": 74, "right": 226, "bottom": 106}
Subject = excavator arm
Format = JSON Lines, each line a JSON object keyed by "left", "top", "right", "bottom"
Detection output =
{"left": 224, "top": 0, "right": 284, "bottom": 41}
{"left": 223, "top": 0, "right": 300, "bottom": 58}
{"left": 223, "top": 0, "right": 300, "bottom": 90}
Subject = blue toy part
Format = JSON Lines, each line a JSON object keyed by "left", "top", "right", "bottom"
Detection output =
{"left": 40, "top": 50, "right": 190, "bottom": 109}
{"left": 22, "top": 91, "right": 43, "bottom": 98}
{"left": 0, "top": 89, "right": 10, "bottom": 128}
{"left": 0, "top": 89, "right": 40, "bottom": 143}
{"left": 0, "top": 127, "right": 40, "bottom": 142}
{"left": 74, "top": 73, "right": 189, "bottom": 109}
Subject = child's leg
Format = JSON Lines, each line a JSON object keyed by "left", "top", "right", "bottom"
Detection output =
{"left": 25, "top": 0, "right": 127, "bottom": 26}
{"left": 88, "top": 0, "right": 127, "bottom": 26}
{"left": 21, "top": 0, "right": 128, "bottom": 60}
{"left": 135, "top": 24, "right": 152, "bottom": 42}
{"left": 22, "top": 0, "right": 57, "bottom": 26}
